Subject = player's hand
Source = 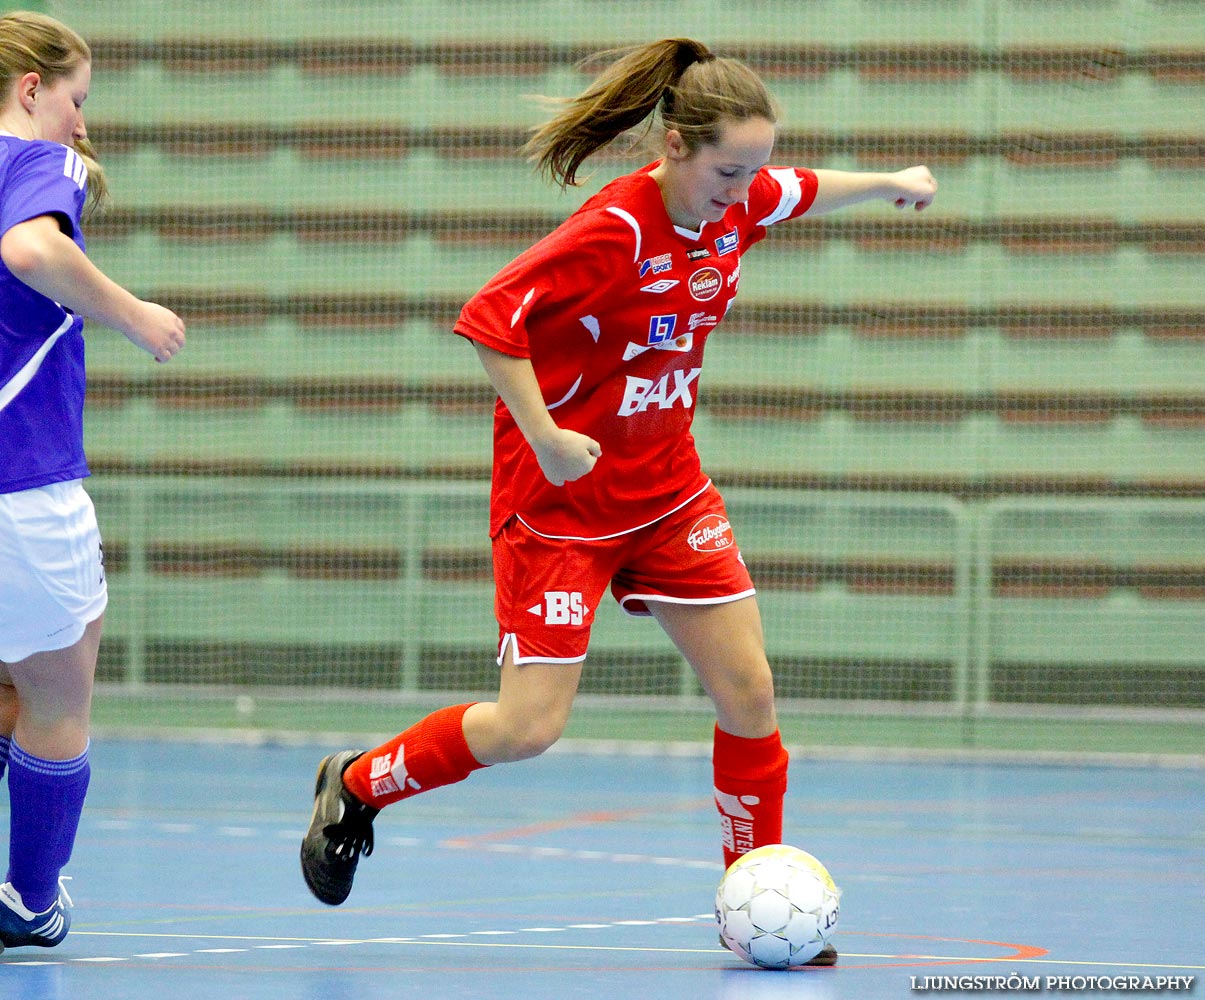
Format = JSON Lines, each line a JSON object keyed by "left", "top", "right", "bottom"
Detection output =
{"left": 125, "top": 301, "right": 186, "bottom": 363}
{"left": 532, "top": 427, "right": 602, "bottom": 487}
{"left": 891, "top": 166, "right": 937, "bottom": 211}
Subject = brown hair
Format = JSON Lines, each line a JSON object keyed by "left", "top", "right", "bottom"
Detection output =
{"left": 0, "top": 10, "right": 107, "bottom": 213}
{"left": 524, "top": 38, "right": 777, "bottom": 189}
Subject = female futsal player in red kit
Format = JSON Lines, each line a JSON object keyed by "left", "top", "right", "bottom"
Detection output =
{"left": 302, "top": 38, "right": 935, "bottom": 963}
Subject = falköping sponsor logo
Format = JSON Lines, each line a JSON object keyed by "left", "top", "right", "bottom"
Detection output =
{"left": 687, "top": 514, "right": 733, "bottom": 551}
{"left": 688, "top": 267, "right": 722, "bottom": 302}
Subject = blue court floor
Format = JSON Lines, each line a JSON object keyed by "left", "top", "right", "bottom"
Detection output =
{"left": 0, "top": 739, "right": 1201, "bottom": 1000}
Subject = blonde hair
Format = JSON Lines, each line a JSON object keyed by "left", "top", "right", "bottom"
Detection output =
{"left": 524, "top": 38, "right": 777, "bottom": 189}
{"left": 0, "top": 10, "right": 107, "bottom": 214}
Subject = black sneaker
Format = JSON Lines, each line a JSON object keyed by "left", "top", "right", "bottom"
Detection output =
{"left": 300, "top": 750, "right": 378, "bottom": 905}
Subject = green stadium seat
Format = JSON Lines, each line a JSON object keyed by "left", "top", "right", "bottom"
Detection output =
{"left": 53, "top": 8, "right": 1205, "bottom": 710}
{"left": 85, "top": 397, "right": 492, "bottom": 474}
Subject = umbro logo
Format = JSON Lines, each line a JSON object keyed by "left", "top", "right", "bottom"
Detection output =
{"left": 640, "top": 279, "right": 679, "bottom": 294}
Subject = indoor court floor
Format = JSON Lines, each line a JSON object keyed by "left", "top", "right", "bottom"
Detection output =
{"left": 0, "top": 738, "right": 1200, "bottom": 1000}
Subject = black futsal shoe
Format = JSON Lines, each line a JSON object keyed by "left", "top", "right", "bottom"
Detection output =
{"left": 300, "top": 750, "right": 379, "bottom": 905}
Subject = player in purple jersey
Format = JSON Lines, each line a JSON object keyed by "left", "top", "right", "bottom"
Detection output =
{"left": 0, "top": 11, "right": 184, "bottom": 950}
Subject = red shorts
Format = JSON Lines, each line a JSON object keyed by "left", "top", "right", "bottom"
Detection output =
{"left": 492, "top": 484, "right": 755, "bottom": 664}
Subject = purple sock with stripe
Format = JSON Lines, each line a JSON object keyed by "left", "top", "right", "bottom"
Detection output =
{"left": 6, "top": 741, "right": 90, "bottom": 913}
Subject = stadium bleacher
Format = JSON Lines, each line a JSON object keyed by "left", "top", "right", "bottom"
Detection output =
{"left": 47, "top": 0, "right": 1202, "bottom": 711}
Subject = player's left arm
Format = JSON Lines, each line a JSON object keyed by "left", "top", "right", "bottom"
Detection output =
{"left": 806, "top": 166, "right": 937, "bottom": 215}
{"left": 472, "top": 342, "right": 601, "bottom": 488}
{"left": 1, "top": 214, "right": 185, "bottom": 362}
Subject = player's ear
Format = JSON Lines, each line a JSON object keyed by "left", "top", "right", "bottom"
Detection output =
{"left": 664, "top": 128, "right": 690, "bottom": 162}
{"left": 18, "top": 72, "right": 41, "bottom": 112}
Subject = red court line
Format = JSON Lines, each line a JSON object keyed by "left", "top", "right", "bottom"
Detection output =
{"left": 840, "top": 931, "right": 1048, "bottom": 970}
{"left": 440, "top": 800, "right": 711, "bottom": 847}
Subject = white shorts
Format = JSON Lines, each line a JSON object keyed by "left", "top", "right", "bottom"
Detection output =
{"left": 0, "top": 479, "right": 108, "bottom": 663}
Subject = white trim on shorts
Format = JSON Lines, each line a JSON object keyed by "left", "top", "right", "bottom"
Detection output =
{"left": 497, "top": 632, "right": 587, "bottom": 667}
{"left": 618, "top": 587, "right": 758, "bottom": 618}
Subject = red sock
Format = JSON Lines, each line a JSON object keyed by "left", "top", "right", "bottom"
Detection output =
{"left": 343, "top": 703, "right": 486, "bottom": 809}
{"left": 712, "top": 725, "right": 789, "bottom": 870}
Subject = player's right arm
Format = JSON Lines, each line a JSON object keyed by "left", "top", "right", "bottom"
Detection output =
{"left": 0, "top": 214, "right": 185, "bottom": 363}
{"left": 807, "top": 167, "right": 937, "bottom": 215}
{"left": 472, "top": 342, "right": 601, "bottom": 487}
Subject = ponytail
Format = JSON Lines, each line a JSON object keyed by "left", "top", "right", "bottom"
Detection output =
{"left": 526, "top": 37, "right": 763, "bottom": 189}
{"left": 75, "top": 136, "right": 108, "bottom": 218}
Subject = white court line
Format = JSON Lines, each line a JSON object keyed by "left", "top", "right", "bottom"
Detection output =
{"left": 57, "top": 932, "right": 1204, "bottom": 970}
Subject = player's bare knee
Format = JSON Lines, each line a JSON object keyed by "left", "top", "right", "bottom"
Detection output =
{"left": 711, "top": 665, "right": 777, "bottom": 734}
{"left": 748, "top": 671, "right": 778, "bottom": 716}
{"left": 503, "top": 717, "right": 565, "bottom": 761}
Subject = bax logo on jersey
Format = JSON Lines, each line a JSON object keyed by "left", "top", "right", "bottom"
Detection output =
{"left": 618, "top": 366, "right": 702, "bottom": 416}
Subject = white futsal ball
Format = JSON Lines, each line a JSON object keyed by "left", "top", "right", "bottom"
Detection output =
{"left": 715, "top": 844, "right": 841, "bottom": 969}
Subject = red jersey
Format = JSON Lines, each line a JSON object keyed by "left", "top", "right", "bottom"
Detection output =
{"left": 454, "top": 161, "right": 818, "bottom": 540}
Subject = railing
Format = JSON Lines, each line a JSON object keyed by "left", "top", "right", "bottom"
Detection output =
{"left": 89, "top": 477, "right": 1204, "bottom": 714}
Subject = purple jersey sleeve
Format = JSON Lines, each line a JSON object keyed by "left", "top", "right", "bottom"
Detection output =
{"left": 0, "top": 138, "right": 87, "bottom": 243}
